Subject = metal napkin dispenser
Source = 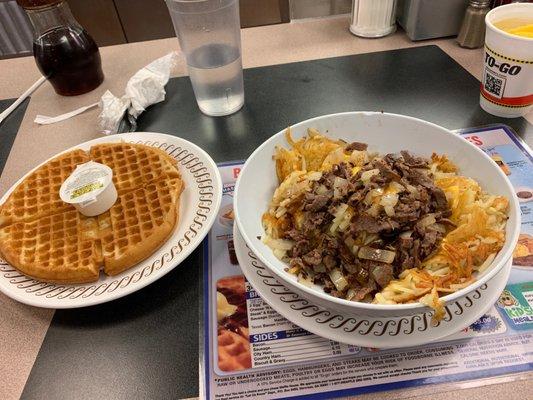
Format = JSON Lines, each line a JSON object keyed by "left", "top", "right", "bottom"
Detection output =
{"left": 397, "top": 0, "right": 470, "bottom": 40}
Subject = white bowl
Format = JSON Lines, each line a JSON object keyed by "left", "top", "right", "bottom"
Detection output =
{"left": 234, "top": 112, "right": 521, "bottom": 318}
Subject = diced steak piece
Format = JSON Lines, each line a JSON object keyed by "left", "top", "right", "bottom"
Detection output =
{"left": 372, "top": 158, "right": 401, "bottom": 182}
{"left": 285, "top": 229, "right": 306, "bottom": 242}
{"left": 351, "top": 214, "right": 399, "bottom": 234}
{"left": 429, "top": 186, "right": 448, "bottom": 211}
{"left": 332, "top": 162, "right": 352, "bottom": 180}
{"left": 346, "top": 142, "right": 368, "bottom": 152}
{"left": 400, "top": 151, "right": 429, "bottom": 168}
{"left": 352, "top": 286, "right": 373, "bottom": 301}
{"left": 408, "top": 169, "right": 434, "bottom": 188}
{"left": 394, "top": 202, "right": 420, "bottom": 223}
{"left": 369, "top": 263, "right": 394, "bottom": 288}
{"left": 290, "top": 238, "right": 310, "bottom": 258}
{"left": 323, "top": 254, "right": 337, "bottom": 270}
{"left": 303, "top": 211, "right": 329, "bottom": 232}
{"left": 419, "top": 229, "right": 442, "bottom": 259}
{"left": 304, "top": 193, "right": 330, "bottom": 212}
{"left": 302, "top": 249, "right": 322, "bottom": 266}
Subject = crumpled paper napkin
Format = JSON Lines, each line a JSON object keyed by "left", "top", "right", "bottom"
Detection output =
{"left": 34, "top": 52, "right": 179, "bottom": 135}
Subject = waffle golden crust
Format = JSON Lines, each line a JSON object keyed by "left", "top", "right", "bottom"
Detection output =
{"left": 0, "top": 143, "right": 184, "bottom": 283}
{"left": 89, "top": 143, "right": 180, "bottom": 195}
{"left": 0, "top": 210, "right": 102, "bottom": 283}
{"left": 0, "top": 149, "right": 90, "bottom": 228}
{"left": 99, "top": 178, "right": 184, "bottom": 276}
{"left": 217, "top": 329, "right": 252, "bottom": 372}
{"left": 216, "top": 275, "right": 251, "bottom": 371}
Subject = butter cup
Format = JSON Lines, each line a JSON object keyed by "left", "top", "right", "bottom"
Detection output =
{"left": 59, "top": 161, "right": 118, "bottom": 217}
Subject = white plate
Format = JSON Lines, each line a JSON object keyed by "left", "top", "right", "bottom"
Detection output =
{"left": 234, "top": 112, "right": 520, "bottom": 317}
{"left": 234, "top": 224, "right": 511, "bottom": 348}
{"left": 0, "top": 132, "right": 222, "bottom": 308}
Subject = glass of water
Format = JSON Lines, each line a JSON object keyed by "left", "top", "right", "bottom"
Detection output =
{"left": 165, "top": 0, "right": 244, "bottom": 116}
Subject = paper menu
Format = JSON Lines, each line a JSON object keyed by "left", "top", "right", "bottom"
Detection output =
{"left": 201, "top": 125, "right": 533, "bottom": 400}
{"left": 246, "top": 277, "right": 363, "bottom": 368}
{"left": 460, "top": 125, "right": 533, "bottom": 268}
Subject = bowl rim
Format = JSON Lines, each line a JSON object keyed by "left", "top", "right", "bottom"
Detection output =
{"left": 234, "top": 111, "right": 521, "bottom": 312}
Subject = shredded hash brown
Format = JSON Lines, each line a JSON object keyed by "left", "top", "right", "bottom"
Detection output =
{"left": 262, "top": 128, "right": 509, "bottom": 320}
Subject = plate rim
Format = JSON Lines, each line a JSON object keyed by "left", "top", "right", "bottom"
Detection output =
{"left": 0, "top": 132, "right": 222, "bottom": 308}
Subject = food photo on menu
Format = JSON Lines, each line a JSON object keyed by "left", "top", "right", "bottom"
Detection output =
{"left": 216, "top": 276, "right": 252, "bottom": 372}
{"left": 0, "top": 1, "right": 532, "bottom": 400}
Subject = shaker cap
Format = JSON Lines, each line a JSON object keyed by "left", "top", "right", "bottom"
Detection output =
{"left": 469, "top": 0, "right": 491, "bottom": 7}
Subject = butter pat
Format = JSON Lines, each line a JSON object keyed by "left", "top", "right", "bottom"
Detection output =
{"left": 60, "top": 161, "right": 117, "bottom": 216}
{"left": 217, "top": 292, "right": 237, "bottom": 322}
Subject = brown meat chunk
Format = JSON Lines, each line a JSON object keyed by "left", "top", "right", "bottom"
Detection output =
{"left": 346, "top": 142, "right": 368, "bottom": 152}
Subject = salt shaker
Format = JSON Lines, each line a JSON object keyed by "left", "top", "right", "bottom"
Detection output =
{"left": 457, "top": 0, "right": 491, "bottom": 48}
{"left": 350, "top": 0, "right": 397, "bottom": 38}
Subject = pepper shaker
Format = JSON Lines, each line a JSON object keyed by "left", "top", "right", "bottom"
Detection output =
{"left": 457, "top": 0, "right": 492, "bottom": 48}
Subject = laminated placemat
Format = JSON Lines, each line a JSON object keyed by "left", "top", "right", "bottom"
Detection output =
{"left": 22, "top": 45, "right": 532, "bottom": 400}
{"left": 0, "top": 98, "right": 30, "bottom": 175}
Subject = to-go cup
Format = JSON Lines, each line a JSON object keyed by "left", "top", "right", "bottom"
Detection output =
{"left": 480, "top": 3, "right": 533, "bottom": 118}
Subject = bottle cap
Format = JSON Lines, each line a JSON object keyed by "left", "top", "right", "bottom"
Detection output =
{"left": 59, "top": 161, "right": 117, "bottom": 217}
{"left": 16, "top": 0, "right": 62, "bottom": 10}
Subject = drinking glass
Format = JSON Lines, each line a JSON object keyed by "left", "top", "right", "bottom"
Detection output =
{"left": 166, "top": 0, "right": 245, "bottom": 116}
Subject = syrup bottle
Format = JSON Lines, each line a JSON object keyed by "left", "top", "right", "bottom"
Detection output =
{"left": 17, "top": 0, "right": 104, "bottom": 96}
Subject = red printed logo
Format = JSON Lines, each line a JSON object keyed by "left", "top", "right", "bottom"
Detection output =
{"left": 465, "top": 135, "right": 483, "bottom": 146}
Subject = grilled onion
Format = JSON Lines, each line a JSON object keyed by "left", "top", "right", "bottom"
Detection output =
{"left": 361, "top": 168, "right": 379, "bottom": 183}
{"left": 333, "top": 176, "right": 349, "bottom": 199}
{"left": 329, "top": 269, "right": 348, "bottom": 291}
{"left": 358, "top": 246, "right": 396, "bottom": 264}
{"left": 418, "top": 213, "right": 436, "bottom": 228}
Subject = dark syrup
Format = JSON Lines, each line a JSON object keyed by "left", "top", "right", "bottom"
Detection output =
{"left": 33, "top": 27, "right": 104, "bottom": 96}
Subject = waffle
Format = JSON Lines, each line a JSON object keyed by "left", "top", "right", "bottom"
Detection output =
{"left": 217, "top": 329, "right": 252, "bottom": 372}
{"left": 89, "top": 143, "right": 181, "bottom": 195}
{"left": 0, "top": 142, "right": 185, "bottom": 283}
{"left": 0, "top": 210, "right": 102, "bottom": 283}
{"left": 216, "top": 275, "right": 251, "bottom": 371}
{"left": 99, "top": 177, "right": 184, "bottom": 276}
{"left": 0, "top": 149, "right": 90, "bottom": 228}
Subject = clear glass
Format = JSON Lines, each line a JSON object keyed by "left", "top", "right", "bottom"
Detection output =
{"left": 165, "top": 0, "right": 244, "bottom": 116}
